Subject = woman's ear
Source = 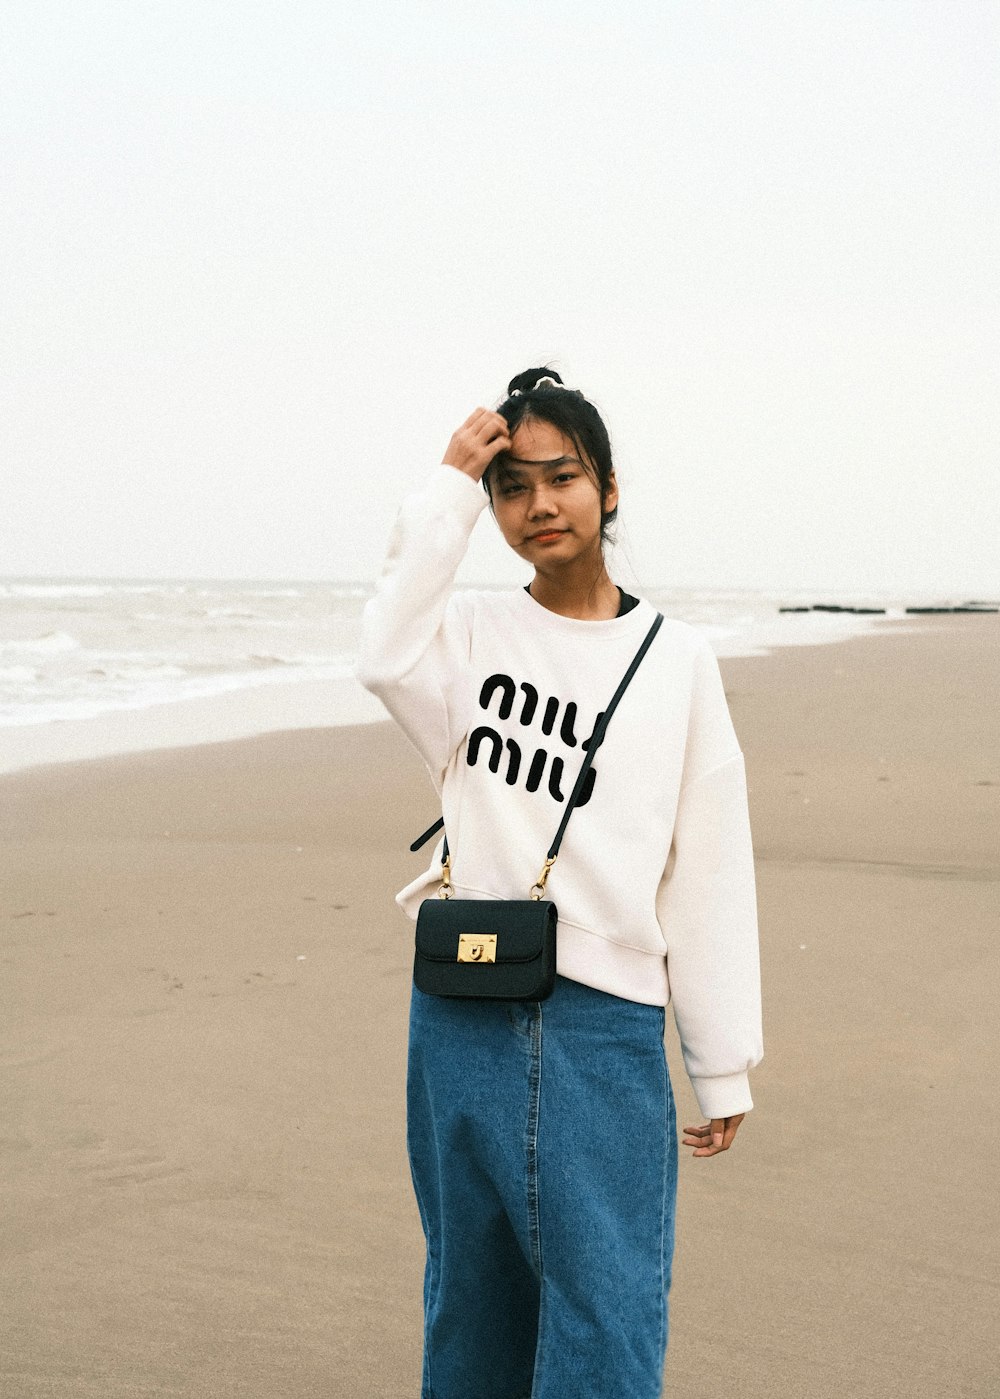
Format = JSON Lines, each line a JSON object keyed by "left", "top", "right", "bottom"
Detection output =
{"left": 603, "top": 469, "right": 619, "bottom": 515}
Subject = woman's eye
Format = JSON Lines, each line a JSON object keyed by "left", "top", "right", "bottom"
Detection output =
{"left": 554, "top": 473, "right": 576, "bottom": 484}
{"left": 501, "top": 483, "right": 524, "bottom": 496}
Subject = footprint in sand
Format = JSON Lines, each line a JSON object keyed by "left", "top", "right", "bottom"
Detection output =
{"left": 0, "top": 1042, "right": 76, "bottom": 1070}
{"left": 71, "top": 1141, "right": 189, "bottom": 1188}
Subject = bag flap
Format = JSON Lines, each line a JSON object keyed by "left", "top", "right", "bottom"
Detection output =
{"left": 415, "top": 898, "right": 557, "bottom": 964}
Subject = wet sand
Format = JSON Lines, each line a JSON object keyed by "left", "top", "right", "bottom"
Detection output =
{"left": 1, "top": 614, "right": 997, "bottom": 1397}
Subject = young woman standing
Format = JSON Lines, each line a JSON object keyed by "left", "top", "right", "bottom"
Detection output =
{"left": 356, "top": 367, "right": 763, "bottom": 1399}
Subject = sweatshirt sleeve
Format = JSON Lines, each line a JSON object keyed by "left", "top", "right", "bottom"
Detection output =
{"left": 353, "top": 463, "right": 490, "bottom": 789}
{"left": 655, "top": 636, "right": 764, "bottom": 1120}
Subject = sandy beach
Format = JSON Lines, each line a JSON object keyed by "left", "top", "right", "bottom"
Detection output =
{"left": 1, "top": 614, "right": 997, "bottom": 1398}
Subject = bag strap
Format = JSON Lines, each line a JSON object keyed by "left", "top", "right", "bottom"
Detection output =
{"left": 409, "top": 611, "right": 665, "bottom": 898}
{"left": 409, "top": 818, "right": 445, "bottom": 853}
{"left": 545, "top": 610, "right": 664, "bottom": 861}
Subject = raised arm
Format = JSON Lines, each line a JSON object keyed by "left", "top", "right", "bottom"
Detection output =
{"left": 354, "top": 409, "right": 510, "bottom": 789}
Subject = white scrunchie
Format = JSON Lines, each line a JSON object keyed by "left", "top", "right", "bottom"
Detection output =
{"left": 509, "top": 376, "right": 575, "bottom": 397}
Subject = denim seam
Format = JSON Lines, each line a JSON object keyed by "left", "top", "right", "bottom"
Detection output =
{"left": 661, "top": 1020, "right": 677, "bottom": 1378}
{"left": 528, "top": 1004, "right": 546, "bottom": 1392}
{"left": 658, "top": 1031, "right": 669, "bottom": 1374}
{"left": 527, "top": 1008, "right": 542, "bottom": 1274}
{"left": 411, "top": 1082, "right": 440, "bottom": 1399}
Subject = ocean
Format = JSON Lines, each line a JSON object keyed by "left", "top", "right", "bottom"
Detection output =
{"left": 0, "top": 576, "right": 973, "bottom": 776}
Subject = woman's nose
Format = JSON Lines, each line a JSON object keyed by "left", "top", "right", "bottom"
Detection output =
{"left": 527, "top": 487, "right": 558, "bottom": 517}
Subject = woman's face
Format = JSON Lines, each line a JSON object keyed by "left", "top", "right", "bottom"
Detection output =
{"left": 488, "top": 418, "right": 617, "bottom": 571}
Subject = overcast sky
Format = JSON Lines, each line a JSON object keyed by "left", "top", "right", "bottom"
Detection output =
{"left": 3, "top": 1, "right": 997, "bottom": 594}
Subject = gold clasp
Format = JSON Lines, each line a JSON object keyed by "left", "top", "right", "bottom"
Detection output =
{"left": 457, "top": 934, "right": 497, "bottom": 963}
{"left": 437, "top": 853, "right": 453, "bottom": 900}
{"left": 529, "top": 856, "right": 556, "bottom": 901}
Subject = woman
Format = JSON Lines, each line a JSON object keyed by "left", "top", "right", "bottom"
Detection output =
{"left": 356, "top": 367, "right": 763, "bottom": 1399}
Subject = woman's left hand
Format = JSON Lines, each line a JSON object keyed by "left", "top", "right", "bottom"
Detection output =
{"left": 682, "top": 1114, "right": 745, "bottom": 1157}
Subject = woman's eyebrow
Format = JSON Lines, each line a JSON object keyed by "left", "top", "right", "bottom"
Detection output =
{"left": 501, "top": 455, "right": 581, "bottom": 472}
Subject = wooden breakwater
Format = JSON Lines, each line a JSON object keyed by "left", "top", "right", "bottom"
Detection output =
{"left": 778, "top": 602, "right": 998, "bottom": 615}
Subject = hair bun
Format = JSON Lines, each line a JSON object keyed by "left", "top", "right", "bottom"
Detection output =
{"left": 506, "top": 366, "right": 566, "bottom": 397}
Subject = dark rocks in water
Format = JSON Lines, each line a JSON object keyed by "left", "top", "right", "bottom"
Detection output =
{"left": 777, "top": 604, "right": 886, "bottom": 614}
{"left": 778, "top": 598, "right": 997, "bottom": 617}
{"left": 812, "top": 604, "right": 887, "bottom": 614}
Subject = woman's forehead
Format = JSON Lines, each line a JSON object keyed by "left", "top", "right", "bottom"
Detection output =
{"left": 510, "top": 418, "right": 571, "bottom": 449}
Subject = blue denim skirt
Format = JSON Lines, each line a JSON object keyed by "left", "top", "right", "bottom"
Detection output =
{"left": 406, "top": 971, "right": 678, "bottom": 1399}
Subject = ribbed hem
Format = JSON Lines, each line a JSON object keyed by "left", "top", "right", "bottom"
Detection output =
{"left": 555, "top": 920, "right": 669, "bottom": 1006}
{"left": 689, "top": 1071, "right": 754, "bottom": 1120}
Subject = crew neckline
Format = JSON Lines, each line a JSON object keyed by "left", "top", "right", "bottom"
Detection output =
{"left": 511, "top": 582, "right": 654, "bottom": 636}
{"left": 523, "top": 582, "right": 639, "bottom": 618}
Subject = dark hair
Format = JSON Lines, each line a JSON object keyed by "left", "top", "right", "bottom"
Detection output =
{"left": 484, "top": 366, "right": 618, "bottom": 547}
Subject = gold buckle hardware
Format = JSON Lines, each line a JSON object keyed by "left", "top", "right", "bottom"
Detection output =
{"left": 529, "top": 856, "right": 556, "bottom": 901}
{"left": 457, "top": 935, "right": 497, "bottom": 963}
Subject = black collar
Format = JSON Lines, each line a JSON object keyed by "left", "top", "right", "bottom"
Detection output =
{"left": 523, "top": 583, "right": 640, "bottom": 617}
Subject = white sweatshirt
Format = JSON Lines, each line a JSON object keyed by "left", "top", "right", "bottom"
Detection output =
{"left": 355, "top": 463, "right": 763, "bottom": 1119}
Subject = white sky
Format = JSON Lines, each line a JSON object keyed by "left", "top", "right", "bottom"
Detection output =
{"left": 3, "top": 1, "right": 997, "bottom": 594}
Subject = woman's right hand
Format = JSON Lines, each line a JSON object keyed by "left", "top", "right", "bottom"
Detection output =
{"left": 442, "top": 408, "right": 512, "bottom": 482}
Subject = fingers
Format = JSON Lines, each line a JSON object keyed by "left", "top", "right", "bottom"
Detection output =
{"left": 443, "top": 409, "right": 511, "bottom": 478}
{"left": 465, "top": 406, "right": 507, "bottom": 435}
{"left": 474, "top": 408, "right": 510, "bottom": 442}
{"left": 454, "top": 407, "right": 510, "bottom": 449}
{"left": 682, "top": 1114, "right": 746, "bottom": 1158}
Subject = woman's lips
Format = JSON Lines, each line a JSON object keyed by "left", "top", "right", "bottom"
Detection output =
{"left": 529, "top": 530, "right": 567, "bottom": 543}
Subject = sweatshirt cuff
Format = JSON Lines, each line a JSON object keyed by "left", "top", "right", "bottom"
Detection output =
{"left": 689, "top": 1070, "right": 754, "bottom": 1119}
{"left": 426, "top": 462, "right": 491, "bottom": 521}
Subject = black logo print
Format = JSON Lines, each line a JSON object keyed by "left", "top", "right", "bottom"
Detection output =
{"left": 466, "top": 673, "right": 607, "bottom": 805}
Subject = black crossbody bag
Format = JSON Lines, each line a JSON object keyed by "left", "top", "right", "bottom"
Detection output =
{"left": 407, "top": 611, "right": 664, "bottom": 1002}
